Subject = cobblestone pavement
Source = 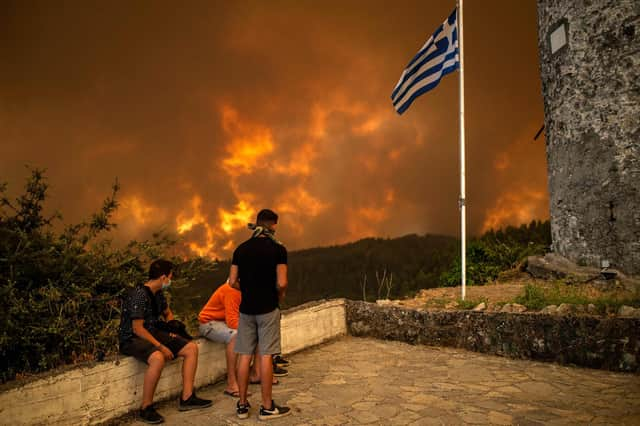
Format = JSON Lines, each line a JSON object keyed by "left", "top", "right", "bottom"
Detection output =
{"left": 123, "top": 336, "right": 640, "bottom": 425}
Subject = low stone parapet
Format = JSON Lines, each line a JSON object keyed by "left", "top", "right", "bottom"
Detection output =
{"left": 346, "top": 300, "right": 640, "bottom": 372}
{"left": 0, "top": 299, "right": 347, "bottom": 425}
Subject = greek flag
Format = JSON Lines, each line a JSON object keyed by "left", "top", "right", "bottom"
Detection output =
{"left": 391, "top": 8, "right": 459, "bottom": 115}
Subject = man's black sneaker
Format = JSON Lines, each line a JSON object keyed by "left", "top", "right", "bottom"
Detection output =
{"left": 259, "top": 400, "right": 291, "bottom": 420}
{"left": 237, "top": 400, "right": 251, "bottom": 419}
{"left": 139, "top": 405, "right": 164, "bottom": 424}
{"left": 273, "top": 365, "right": 289, "bottom": 377}
{"left": 179, "top": 391, "right": 213, "bottom": 411}
{"left": 273, "top": 355, "right": 290, "bottom": 367}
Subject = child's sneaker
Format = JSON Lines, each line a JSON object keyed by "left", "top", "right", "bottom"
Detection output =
{"left": 259, "top": 400, "right": 291, "bottom": 420}
{"left": 273, "top": 355, "right": 290, "bottom": 367}
{"left": 139, "top": 405, "right": 164, "bottom": 424}
{"left": 237, "top": 400, "right": 251, "bottom": 419}
{"left": 273, "top": 365, "right": 289, "bottom": 377}
{"left": 179, "top": 391, "right": 213, "bottom": 411}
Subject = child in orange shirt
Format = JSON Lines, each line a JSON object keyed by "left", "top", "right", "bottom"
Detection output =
{"left": 199, "top": 280, "right": 243, "bottom": 396}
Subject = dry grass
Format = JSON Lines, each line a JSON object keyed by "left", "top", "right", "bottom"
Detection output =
{"left": 394, "top": 270, "right": 640, "bottom": 312}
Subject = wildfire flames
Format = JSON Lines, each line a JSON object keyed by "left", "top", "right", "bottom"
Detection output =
{"left": 115, "top": 102, "right": 547, "bottom": 259}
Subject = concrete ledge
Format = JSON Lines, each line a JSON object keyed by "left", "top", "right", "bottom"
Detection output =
{"left": 0, "top": 299, "right": 347, "bottom": 425}
{"left": 346, "top": 300, "right": 640, "bottom": 372}
{"left": 281, "top": 298, "right": 347, "bottom": 354}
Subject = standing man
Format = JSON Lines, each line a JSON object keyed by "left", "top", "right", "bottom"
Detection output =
{"left": 229, "top": 209, "right": 291, "bottom": 420}
{"left": 119, "top": 259, "right": 212, "bottom": 424}
{"left": 198, "top": 280, "right": 284, "bottom": 398}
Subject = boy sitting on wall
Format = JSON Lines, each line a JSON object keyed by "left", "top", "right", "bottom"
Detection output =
{"left": 119, "top": 259, "right": 212, "bottom": 424}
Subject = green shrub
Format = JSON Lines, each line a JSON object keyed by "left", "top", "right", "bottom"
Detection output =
{"left": 515, "top": 284, "right": 548, "bottom": 310}
{"left": 439, "top": 221, "right": 551, "bottom": 287}
{"left": 0, "top": 169, "right": 213, "bottom": 382}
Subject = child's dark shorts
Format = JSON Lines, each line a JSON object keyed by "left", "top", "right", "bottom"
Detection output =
{"left": 120, "top": 329, "right": 190, "bottom": 363}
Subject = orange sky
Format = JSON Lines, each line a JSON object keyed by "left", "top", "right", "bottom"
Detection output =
{"left": 0, "top": 0, "right": 548, "bottom": 259}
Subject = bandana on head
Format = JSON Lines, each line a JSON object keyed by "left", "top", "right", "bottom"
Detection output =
{"left": 248, "top": 223, "right": 283, "bottom": 245}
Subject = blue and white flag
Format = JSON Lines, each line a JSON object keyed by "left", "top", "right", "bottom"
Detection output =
{"left": 391, "top": 8, "right": 459, "bottom": 115}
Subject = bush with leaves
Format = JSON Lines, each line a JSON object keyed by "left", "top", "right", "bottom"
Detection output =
{"left": 0, "top": 169, "right": 214, "bottom": 383}
{"left": 439, "top": 220, "right": 551, "bottom": 286}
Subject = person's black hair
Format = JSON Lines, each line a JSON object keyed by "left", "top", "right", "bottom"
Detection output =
{"left": 256, "top": 209, "right": 278, "bottom": 226}
{"left": 149, "top": 259, "right": 174, "bottom": 280}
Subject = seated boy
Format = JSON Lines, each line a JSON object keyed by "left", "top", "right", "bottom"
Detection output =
{"left": 119, "top": 259, "right": 212, "bottom": 424}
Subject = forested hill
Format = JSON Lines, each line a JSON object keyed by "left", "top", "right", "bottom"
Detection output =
{"left": 173, "top": 233, "right": 458, "bottom": 314}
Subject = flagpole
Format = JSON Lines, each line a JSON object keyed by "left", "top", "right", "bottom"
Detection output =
{"left": 457, "top": 0, "right": 466, "bottom": 300}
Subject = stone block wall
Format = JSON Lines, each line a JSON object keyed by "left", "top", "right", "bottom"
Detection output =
{"left": 0, "top": 339, "right": 226, "bottom": 425}
{"left": 0, "top": 299, "right": 347, "bottom": 425}
{"left": 346, "top": 301, "right": 640, "bottom": 372}
{"left": 281, "top": 299, "right": 347, "bottom": 354}
{"left": 537, "top": 0, "right": 640, "bottom": 275}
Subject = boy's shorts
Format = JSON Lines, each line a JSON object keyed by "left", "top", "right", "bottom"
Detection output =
{"left": 120, "top": 328, "right": 189, "bottom": 363}
{"left": 199, "top": 320, "right": 237, "bottom": 344}
{"left": 235, "top": 308, "right": 281, "bottom": 355}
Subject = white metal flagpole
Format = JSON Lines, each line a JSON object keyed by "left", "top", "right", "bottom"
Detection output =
{"left": 457, "top": 0, "right": 466, "bottom": 300}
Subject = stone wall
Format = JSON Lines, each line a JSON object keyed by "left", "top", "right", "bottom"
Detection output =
{"left": 0, "top": 339, "right": 227, "bottom": 426}
{"left": 537, "top": 0, "right": 640, "bottom": 275}
{"left": 0, "top": 299, "right": 347, "bottom": 425}
{"left": 281, "top": 299, "right": 347, "bottom": 354}
{"left": 346, "top": 301, "right": 640, "bottom": 372}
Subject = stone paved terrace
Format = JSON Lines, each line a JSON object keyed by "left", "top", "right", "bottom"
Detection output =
{"left": 121, "top": 336, "right": 640, "bottom": 425}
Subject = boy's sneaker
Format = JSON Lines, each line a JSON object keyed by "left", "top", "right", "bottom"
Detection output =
{"left": 237, "top": 400, "right": 251, "bottom": 419}
{"left": 274, "top": 355, "right": 290, "bottom": 367}
{"left": 179, "top": 390, "right": 213, "bottom": 411}
{"left": 139, "top": 405, "right": 164, "bottom": 424}
{"left": 259, "top": 400, "right": 291, "bottom": 420}
{"left": 273, "top": 365, "right": 289, "bottom": 377}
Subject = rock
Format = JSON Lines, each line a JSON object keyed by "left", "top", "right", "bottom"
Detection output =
{"left": 557, "top": 303, "right": 573, "bottom": 315}
{"left": 574, "top": 304, "right": 586, "bottom": 313}
{"left": 472, "top": 302, "right": 486, "bottom": 312}
{"left": 445, "top": 301, "right": 458, "bottom": 309}
{"left": 511, "top": 303, "right": 527, "bottom": 313}
{"left": 587, "top": 304, "right": 598, "bottom": 315}
{"left": 622, "top": 353, "right": 637, "bottom": 370}
{"left": 617, "top": 305, "right": 638, "bottom": 317}
{"left": 500, "top": 303, "right": 527, "bottom": 313}
{"left": 526, "top": 255, "right": 568, "bottom": 279}
{"left": 526, "top": 253, "right": 601, "bottom": 281}
{"left": 541, "top": 305, "right": 558, "bottom": 314}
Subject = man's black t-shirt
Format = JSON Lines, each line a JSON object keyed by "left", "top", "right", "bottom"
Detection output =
{"left": 232, "top": 236, "right": 287, "bottom": 315}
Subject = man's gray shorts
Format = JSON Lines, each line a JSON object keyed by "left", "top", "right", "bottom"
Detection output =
{"left": 235, "top": 308, "right": 281, "bottom": 355}
{"left": 199, "top": 320, "right": 237, "bottom": 345}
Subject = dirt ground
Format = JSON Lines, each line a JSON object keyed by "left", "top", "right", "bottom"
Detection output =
{"left": 390, "top": 270, "right": 640, "bottom": 312}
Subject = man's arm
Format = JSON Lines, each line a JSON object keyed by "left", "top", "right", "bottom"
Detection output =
{"left": 132, "top": 319, "right": 174, "bottom": 360}
{"left": 276, "top": 264, "right": 288, "bottom": 301}
{"left": 224, "top": 290, "right": 240, "bottom": 329}
{"left": 229, "top": 265, "right": 240, "bottom": 290}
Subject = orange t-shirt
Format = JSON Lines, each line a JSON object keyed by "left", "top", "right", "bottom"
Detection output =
{"left": 198, "top": 283, "right": 241, "bottom": 329}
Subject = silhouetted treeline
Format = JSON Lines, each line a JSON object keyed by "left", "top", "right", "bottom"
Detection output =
{"left": 175, "top": 221, "right": 551, "bottom": 314}
{"left": 173, "top": 234, "right": 459, "bottom": 312}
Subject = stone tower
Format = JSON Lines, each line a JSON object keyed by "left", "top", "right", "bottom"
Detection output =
{"left": 537, "top": 0, "right": 639, "bottom": 276}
